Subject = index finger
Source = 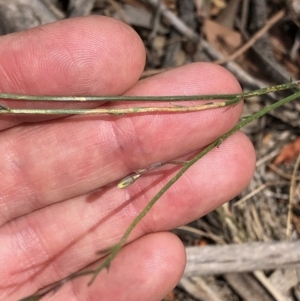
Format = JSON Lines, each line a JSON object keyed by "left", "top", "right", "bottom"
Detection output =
{"left": 0, "top": 16, "right": 146, "bottom": 130}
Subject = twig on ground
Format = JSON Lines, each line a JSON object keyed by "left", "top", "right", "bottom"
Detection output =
{"left": 254, "top": 271, "right": 287, "bottom": 301}
{"left": 67, "top": 0, "right": 95, "bottom": 17}
{"left": 143, "top": 0, "right": 199, "bottom": 42}
{"left": 215, "top": 9, "right": 285, "bottom": 65}
{"left": 179, "top": 277, "right": 222, "bottom": 301}
{"left": 233, "top": 181, "right": 290, "bottom": 207}
{"left": 184, "top": 241, "right": 300, "bottom": 276}
{"left": 224, "top": 273, "right": 274, "bottom": 301}
{"left": 268, "top": 163, "right": 300, "bottom": 181}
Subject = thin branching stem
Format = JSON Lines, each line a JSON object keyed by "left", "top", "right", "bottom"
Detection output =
{"left": 87, "top": 90, "right": 300, "bottom": 284}
{"left": 17, "top": 83, "right": 300, "bottom": 301}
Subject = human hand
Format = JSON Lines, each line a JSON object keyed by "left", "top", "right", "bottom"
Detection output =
{"left": 0, "top": 16, "right": 255, "bottom": 301}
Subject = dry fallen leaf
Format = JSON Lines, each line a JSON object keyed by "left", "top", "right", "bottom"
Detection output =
{"left": 274, "top": 137, "right": 300, "bottom": 165}
{"left": 203, "top": 19, "right": 242, "bottom": 56}
{"left": 163, "top": 291, "right": 176, "bottom": 301}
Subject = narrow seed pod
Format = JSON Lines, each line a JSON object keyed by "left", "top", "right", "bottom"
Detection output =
{"left": 117, "top": 174, "right": 141, "bottom": 189}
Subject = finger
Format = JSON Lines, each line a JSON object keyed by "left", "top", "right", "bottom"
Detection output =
{"left": 1, "top": 232, "right": 185, "bottom": 300}
{"left": 0, "top": 63, "right": 244, "bottom": 224}
{"left": 47, "top": 233, "right": 184, "bottom": 301}
{"left": 1, "top": 131, "right": 255, "bottom": 299}
{"left": 0, "top": 16, "right": 145, "bottom": 130}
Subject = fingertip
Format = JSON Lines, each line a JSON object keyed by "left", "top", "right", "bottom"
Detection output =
{"left": 125, "top": 232, "right": 186, "bottom": 298}
{"left": 131, "top": 131, "right": 256, "bottom": 231}
{"left": 0, "top": 16, "right": 146, "bottom": 95}
{"left": 70, "top": 232, "right": 186, "bottom": 301}
{"left": 130, "top": 62, "right": 241, "bottom": 96}
{"left": 144, "top": 232, "right": 186, "bottom": 283}
{"left": 186, "top": 130, "right": 256, "bottom": 216}
{"left": 189, "top": 62, "right": 242, "bottom": 94}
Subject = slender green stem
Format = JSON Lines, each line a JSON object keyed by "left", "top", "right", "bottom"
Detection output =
{"left": 2, "top": 79, "right": 299, "bottom": 116}
{"left": 17, "top": 85, "right": 300, "bottom": 301}
{"left": 84, "top": 89, "right": 300, "bottom": 284}
{"left": 0, "top": 81, "right": 299, "bottom": 103}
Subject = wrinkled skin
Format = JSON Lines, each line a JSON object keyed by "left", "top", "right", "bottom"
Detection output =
{"left": 0, "top": 16, "right": 255, "bottom": 301}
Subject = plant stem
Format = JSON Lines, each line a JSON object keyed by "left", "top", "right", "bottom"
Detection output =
{"left": 0, "top": 81, "right": 299, "bottom": 103}
{"left": 0, "top": 100, "right": 236, "bottom": 115}
{"left": 17, "top": 85, "right": 300, "bottom": 301}
{"left": 97, "top": 89, "right": 300, "bottom": 277}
